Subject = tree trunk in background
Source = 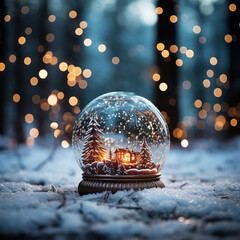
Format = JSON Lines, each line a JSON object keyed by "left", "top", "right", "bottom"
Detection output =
{"left": 0, "top": 1, "right": 5, "bottom": 135}
{"left": 228, "top": 0, "right": 240, "bottom": 136}
{"left": 14, "top": 0, "right": 25, "bottom": 143}
{"left": 155, "top": 0, "right": 178, "bottom": 141}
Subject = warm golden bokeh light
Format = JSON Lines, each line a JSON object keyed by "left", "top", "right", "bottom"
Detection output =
{"left": 25, "top": 27, "right": 32, "bottom": 35}
{"left": 170, "top": 45, "right": 178, "bottom": 53}
{"left": 83, "top": 38, "right": 92, "bottom": 47}
{"left": 214, "top": 88, "right": 222, "bottom": 98}
{"left": 229, "top": 4, "right": 237, "bottom": 12}
{"left": 159, "top": 82, "right": 168, "bottom": 91}
{"left": 176, "top": 59, "right": 183, "bottom": 67}
{"left": 79, "top": 80, "right": 88, "bottom": 89}
{"left": 57, "top": 92, "right": 64, "bottom": 100}
{"left": 25, "top": 114, "right": 34, "bottom": 124}
{"left": 0, "top": 62, "right": 6, "bottom": 71}
{"left": 112, "top": 57, "right": 120, "bottom": 64}
{"left": 30, "top": 77, "right": 38, "bottom": 86}
{"left": 61, "top": 140, "right": 69, "bottom": 148}
{"left": 73, "top": 67, "right": 82, "bottom": 76}
{"left": 59, "top": 62, "right": 68, "bottom": 72}
{"left": 186, "top": 50, "right": 194, "bottom": 58}
{"left": 98, "top": 44, "right": 106, "bottom": 53}
{"left": 193, "top": 25, "right": 201, "bottom": 34}
{"left": 47, "top": 94, "right": 58, "bottom": 106}
{"left": 9, "top": 54, "right": 16, "bottom": 63}
{"left": 83, "top": 69, "right": 92, "bottom": 78}
{"left": 13, "top": 94, "right": 20, "bottom": 103}
{"left": 74, "top": 106, "right": 81, "bottom": 114}
{"left": 155, "top": 7, "right": 163, "bottom": 15}
{"left": 39, "top": 69, "right": 48, "bottom": 79}
{"left": 173, "top": 128, "right": 183, "bottom": 139}
{"left": 199, "top": 110, "right": 207, "bottom": 119}
{"left": 24, "top": 57, "right": 31, "bottom": 65}
{"left": 230, "top": 118, "right": 237, "bottom": 127}
{"left": 30, "top": 128, "right": 39, "bottom": 138}
{"left": 213, "top": 104, "right": 221, "bottom": 112}
{"left": 80, "top": 21, "right": 88, "bottom": 29}
{"left": 156, "top": 43, "right": 165, "bottom": 51}
{"left": 206, "top": 69, "right": 214, "bottom": 78}
{"left": 224, "top": 34, "right": 232, "bottom": 43}
{"left": 210, "top": 57, "right": 218, "bottom": 65}
{"left": 203, "top": 79, "right": 210, "bottom": 88}
{"left": 69, "top": 96, "right": 78, "bottom": 106}
{"left": 169, "top": 15, "right": 178, "bottom": 23}
{"left": 75, "top": 28, "right": 83, "bottom": 36}
{"left": 18, "top": 36, "right": 26, "bottom": 45}
{"left": 46, "top": 33, "right": 55, "bottom": 42}
{"left": 54, "top": 129, "right": 61, "bottom": 138}
{"left": 21, "top": 6, "right": 29, "bottom": 14}
{"left": 180, "top": 46, "right": 187, "bottom": 54}
{"left": 4, "top": 15, "right": 11, "bottom": 22}
{"left": 181, "top": 139, "right": 189, "bottom": 148}
{"left": 69, "top": 10, "right": 77, "bottom": 19}
{"left": 152, "top": 73, "right": 160, "bottom": 81}
{"left": 48, "top": 15, "right": 56, "bottom": 22}
{"left": 219, "top": 74, "right": 227, "bottom": 83}
{"left": 50, "top": 122, "right": 58, "bottom": 129}
{"left": 161, "top": 50, "right": 169, "bottom": 58}
{"left": 194, "top": 99, "right": 202, "bottom": 108}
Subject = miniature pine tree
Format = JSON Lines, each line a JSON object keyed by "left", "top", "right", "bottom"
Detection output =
{"left": 139, "top": 136, "right": 151, "bottom": 167}
{"left": 82, "top": 115, "right": 106, "bottom": 165}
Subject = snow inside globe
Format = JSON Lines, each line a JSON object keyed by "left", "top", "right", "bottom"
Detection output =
{"left": 72, "top": 92, "right": 170, "bottom": 176}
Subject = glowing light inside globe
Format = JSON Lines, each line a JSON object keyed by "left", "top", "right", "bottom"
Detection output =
{"left": 72, "top": 92, "right": 170, "bottom": 176}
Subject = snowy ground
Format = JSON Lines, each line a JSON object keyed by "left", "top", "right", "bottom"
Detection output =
{"left": 0, "top": 137, "right": 240, "bottom": 240}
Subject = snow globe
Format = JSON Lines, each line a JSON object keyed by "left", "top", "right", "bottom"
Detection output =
{"left": 72, "top": 92, "right": 170, "bottom": 195}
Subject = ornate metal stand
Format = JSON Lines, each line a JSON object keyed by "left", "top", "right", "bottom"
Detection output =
{"left": 78, "top": 174, "right": 165, "bottom": 195}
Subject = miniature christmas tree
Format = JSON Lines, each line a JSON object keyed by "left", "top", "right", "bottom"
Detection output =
{"left": 82, "top": 115, "right": 106, "bottom": 165}
{"left": 139, "top": 136, "right": 152, "bottom": 168}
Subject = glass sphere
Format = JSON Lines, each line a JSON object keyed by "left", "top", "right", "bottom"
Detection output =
{"left": 72, "top": 92, "right": 170, "bottom": 176}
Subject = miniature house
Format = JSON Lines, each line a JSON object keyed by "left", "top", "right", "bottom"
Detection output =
{"left": 114, "top": 147, "right": 140, "bottom": 164}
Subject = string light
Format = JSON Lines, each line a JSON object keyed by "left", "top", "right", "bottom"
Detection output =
{"left": 152, "top": 73, "right": 160, "bottom": 81}
{"left": 13, "top": 94, "right": 20, "bottom": 103}
{"left": 83, "top": 38, "right": 92, "bottom": 47}
{"left": 155, "top": 7, "right": 163, "bottom": 15}
{"left": 30, "top": 77, "right": 38, "bottom": 86}
{"left": 39, "top": 69, "right": 48, "bottom": 79}
{"left": 0, "top": 62, "right": 5, "bottom": 71}
{"left": 69, "top": 10, "right": 77, "bottom": 19}
{"left": 159, "top": 82, "right": 168, "bottom": 91}
{"left": 18, "top": 36, "right": 26, "bottom": 45}
{"left": 61, "top": 140, "right": 69, "bottom": 148}
{"left": 98, "top": 44, "right": 106, "bottom": 53}
{"left": 25, "top": 114, "right": 34, "bottom": 123}
{"left": 112, "top": 57, "right": 120, "bottom": 64}
{"left": 193, "top": 25, "right": 201, "bottom": 34}
{"left": 156, "top": 43, "right": 165, "bottom": 51}
{"left": 80, "top": 21, "right": 87, "bottom": 29}
{"left": 48, "top": 94, "right": 58, "bottom": 106}
{"left": 30, "top": 128, "right": 39, "bottom": 138}
{"left": 181, "top": 139, "right": 189, "bottom": 148}
{"left": 69, "top": 96, "right": 78, "bottom": 106}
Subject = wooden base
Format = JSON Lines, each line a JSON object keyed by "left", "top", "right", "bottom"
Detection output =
{"left": 78, "top": 174, "right": 165, "bottom": 195}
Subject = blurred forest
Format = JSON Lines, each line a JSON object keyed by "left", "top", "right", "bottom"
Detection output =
{"left": 0, "top": 0, "right": 239, "bottom": 149}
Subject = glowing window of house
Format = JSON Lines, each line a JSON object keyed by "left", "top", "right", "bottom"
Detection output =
{"left": 125, "top": 153, "right": 130, "bottom": 162}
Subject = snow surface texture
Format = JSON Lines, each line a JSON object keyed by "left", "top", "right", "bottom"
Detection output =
{"left": 0, "top": 137, "right": 240, "bottom": 240}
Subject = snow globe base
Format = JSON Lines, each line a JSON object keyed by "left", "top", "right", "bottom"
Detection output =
{"left": 78, "top": 174, "right": 165, "bottom": 195}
